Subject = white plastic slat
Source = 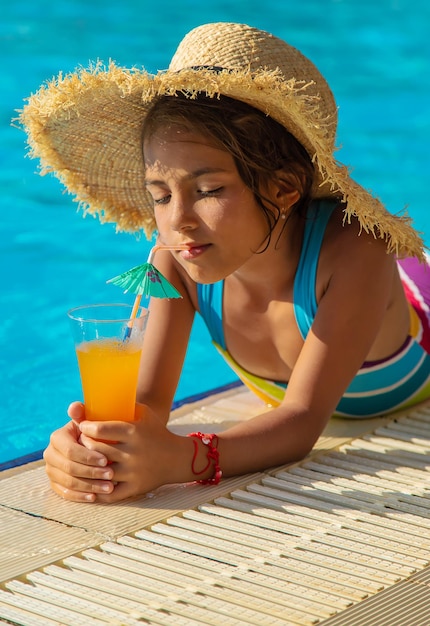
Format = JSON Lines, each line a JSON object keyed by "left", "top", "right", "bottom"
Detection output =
{"left": 298, "top": 458, "right": 430, "bottom": 492}
{"left": 210, "top": 498, "right": 430, "bottom": 555}
{"left": 63, "top": 551, "right": 297, "bottom": 626}
{"left": 1, "top": 583, "right": 108, "bottom": 626}
{"left": 101, "top": 541, "right": 328, "bottom": 624}
{"left": 307, "top": 451, "right": 430, "bottom": 488}
{"left": 41, "top": 563, "right": 219, "bottom": 626}
{"left": 26, "top": 569, "right": 217, "bottom": 626}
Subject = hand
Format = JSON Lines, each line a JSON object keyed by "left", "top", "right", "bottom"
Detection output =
{"left": 43, "top": 402, "right": 114, "bottom": 503}
{"left": 77, "top": 403, "right": 186, "bottom": 503}
{"left": 44, "top": 402, "right": 189, "bottom": 503}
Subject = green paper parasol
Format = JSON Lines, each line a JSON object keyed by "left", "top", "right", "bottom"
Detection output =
{"left": 107, "top": 263, "right": 182, "bottom": 299}
{"left": 107, "top": 244, "right": 186, "bottom": 337}
{"left": 107, "top": 244, "right": 185, "bottom": 300}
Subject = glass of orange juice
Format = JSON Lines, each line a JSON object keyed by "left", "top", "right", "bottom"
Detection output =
{"left": 68, "top": 304, "right": 149, "bottom": 422}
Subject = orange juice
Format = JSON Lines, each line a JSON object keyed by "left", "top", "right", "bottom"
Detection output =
{"left": 76, "top": 338, "right": 142, "bottom": 421}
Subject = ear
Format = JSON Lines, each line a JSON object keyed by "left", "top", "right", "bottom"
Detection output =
{"left": 267, "top": 175, "right": 301, "bottom": 210}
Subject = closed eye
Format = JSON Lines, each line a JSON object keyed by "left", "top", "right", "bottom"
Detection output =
{"left": 152, "top": 194, "right": 171, "bottom": 205}
{"left": 199, "top": 187, "right": 223, "bottom": 198}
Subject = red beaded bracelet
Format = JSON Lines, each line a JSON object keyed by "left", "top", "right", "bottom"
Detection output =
{"left": 187, "top": 432, "right": 222, "bottom": 485}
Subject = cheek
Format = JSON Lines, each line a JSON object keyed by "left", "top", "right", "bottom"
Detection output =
{"left": 237, "top": 202, "right": 270, "bottom": 239}
{"left": 152, "top": 206, "right": 169, "bottom": 231}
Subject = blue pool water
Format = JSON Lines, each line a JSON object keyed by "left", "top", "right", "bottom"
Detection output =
{"left": 1, "top": 0, "right": 429, "bottom": 466}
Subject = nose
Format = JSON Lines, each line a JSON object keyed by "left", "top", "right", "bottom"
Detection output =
{"left": 168, "top": 195, "right": 198, "bottom": 233}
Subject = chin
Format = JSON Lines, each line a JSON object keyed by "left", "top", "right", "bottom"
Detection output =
{"left": 184, "top": 264, "right": 226, "bottom": 285}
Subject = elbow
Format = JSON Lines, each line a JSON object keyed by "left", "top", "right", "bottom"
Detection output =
{"left": 289, "top": 439, "right": 316, "bottom": 465}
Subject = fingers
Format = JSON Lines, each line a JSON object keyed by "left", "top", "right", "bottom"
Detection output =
{"left": 44, "top": 421, "right": 115, "bottom": 503}
{"left": 49, "top": 480, "right": 111, "bottom": 503}
{"left": 67, "top": 401, "right": 86, "bottom": 424}
{"left": 95, "top": 481, "right": 137, "bottom": 503}
{"left": 48, "top": 463, "right": 134, "bottom": 504}
{"left": 45, "top": 455, "right": 116, "bottom": 503}
{"left": 79, "top": 420, "right": 136, "bottom": 448}
{"left": 46, "top": 422, "right": 109, "bottom": 467}
{"left": 44, "top": 439, "right": 112, "bottom": 478}
{"left": 49, "top": 481, "right": 97, "bottom": 503}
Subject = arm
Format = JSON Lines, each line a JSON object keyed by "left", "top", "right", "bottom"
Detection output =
{"left": 216, "top": 228, "right": 399, "bottom": 475}
{"left": 135, "top": 250, "right": 196, "bottom": 420}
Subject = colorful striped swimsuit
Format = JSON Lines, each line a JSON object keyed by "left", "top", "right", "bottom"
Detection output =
{"left": 197, "top": 200, "right": 430, "bottom": 418}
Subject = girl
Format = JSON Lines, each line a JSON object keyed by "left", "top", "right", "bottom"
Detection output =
{"left": 19, "top": 22, "right": 430, "bottom": 502}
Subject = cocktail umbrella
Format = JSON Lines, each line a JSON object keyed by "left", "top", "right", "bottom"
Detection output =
{"left": 107, "top": 244, "right": 187, "bottom": 332}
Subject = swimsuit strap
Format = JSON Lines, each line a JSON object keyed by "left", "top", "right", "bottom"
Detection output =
{"left": 293, "top": 199, "right": 337, "bottom": 340}
{"left": 197, "top": 280, "right": 226, "bottom": 349}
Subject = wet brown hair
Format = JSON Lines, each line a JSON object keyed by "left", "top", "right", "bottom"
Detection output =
{"left": 142, "top": 93, "right": 315, "bottom": 245}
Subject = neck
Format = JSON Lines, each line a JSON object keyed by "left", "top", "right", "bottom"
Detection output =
{"left": 231, "top": 211, "right": 305, "bottom": 299}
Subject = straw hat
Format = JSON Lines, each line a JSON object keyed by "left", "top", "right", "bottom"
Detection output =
{"left": 19, "top": 22, "right": 424, "bottom": 258}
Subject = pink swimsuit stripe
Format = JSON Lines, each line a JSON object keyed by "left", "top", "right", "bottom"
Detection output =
{"left": 397, "top": 254, "right": 430, "bottom": 354}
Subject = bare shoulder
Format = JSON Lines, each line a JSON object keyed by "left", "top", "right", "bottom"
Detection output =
{"left": 324, "top": 202, "right": 392, "bottom": 254}
{"left": 317, "top": 202, "right": 396, "bottom": 297}
{"left": 311, "top": 201, "right": 410, "bottom": 364}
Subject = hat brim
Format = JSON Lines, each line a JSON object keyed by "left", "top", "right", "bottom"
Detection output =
{"left": 19, "top": 63, "right": 424, "bottom": 259}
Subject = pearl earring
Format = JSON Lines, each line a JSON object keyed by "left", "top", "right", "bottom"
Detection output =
{"left": 280, "top": 212, "right": 286, "bottom": 220}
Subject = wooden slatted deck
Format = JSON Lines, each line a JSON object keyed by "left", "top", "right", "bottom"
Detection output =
{"left": 1, "top": 386, "right": 430, "bottom": 625}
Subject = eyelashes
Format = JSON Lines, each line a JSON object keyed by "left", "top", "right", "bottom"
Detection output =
{"left": 152, "top": 187, "right": 224, "bottom": 206}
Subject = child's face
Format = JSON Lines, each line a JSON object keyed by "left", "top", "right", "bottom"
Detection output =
{"left": 143, "top": 126, "right": 271, "bottom": 284}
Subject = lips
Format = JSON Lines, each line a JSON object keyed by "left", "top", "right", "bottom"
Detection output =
{"left": 180, "top": 244, "right": 211, "bottom": 259}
